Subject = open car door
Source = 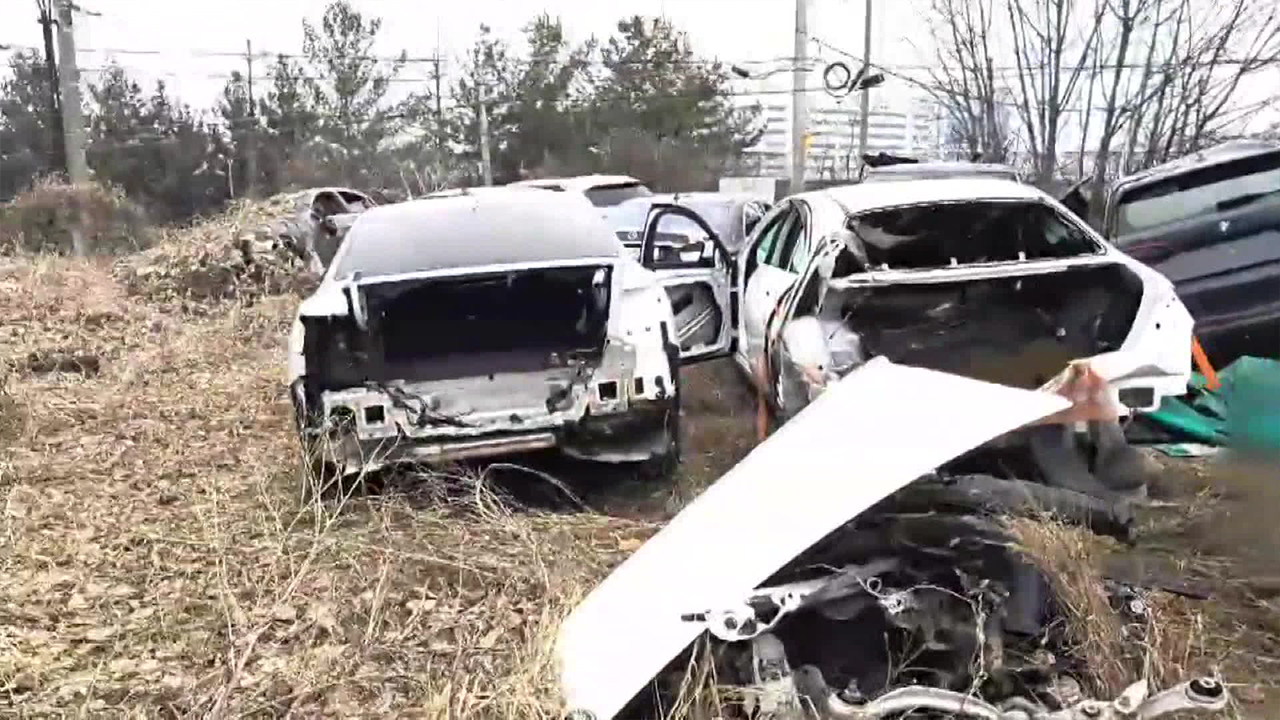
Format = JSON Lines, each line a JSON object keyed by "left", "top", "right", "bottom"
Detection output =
{"left": 639, "top": 204, "right": 736, "bottom": 364}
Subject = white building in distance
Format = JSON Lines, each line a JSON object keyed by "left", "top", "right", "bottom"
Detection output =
{"left": 738, "top": 93, "right": 947, "bottom": 181}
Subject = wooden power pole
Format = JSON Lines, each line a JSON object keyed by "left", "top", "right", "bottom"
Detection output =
{"left": 244, "top": 39, "right": 257, "bottom": 198}
{"left": 55, "top": 0, "right": 90, "bottom": 256}
{"left": 857, "top": 0, "right": 873, "bottom": 159}
{"left": 36, "top": 0, "right": 65, "bottom": 173}
{"left": 477, "top": 86, "right": 493, "bottom": 186}
{"left": 791, "top": 0, "right": 809, "bottom": 195}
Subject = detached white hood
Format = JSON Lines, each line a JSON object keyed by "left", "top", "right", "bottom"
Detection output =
{"left": 556, "top": 357, "right": 1074, "bottom": 720}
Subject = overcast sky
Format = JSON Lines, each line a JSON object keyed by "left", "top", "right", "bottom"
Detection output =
{"left": 2, "top": 0, "right": 1276, "bottom": 143}
{"left": 1, "top": 0, "right": 923, "bottom": 110}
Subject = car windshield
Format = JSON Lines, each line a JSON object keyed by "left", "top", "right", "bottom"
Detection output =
{"left": 847, "top": 200, "right": 1102, "bottom": 270}
{"left": 583, "top": 182, "right": 653, "bottom": 207}
{"left": 1113, "top": 150, "right": 1280, "bottom": 237}
{"left": 607, "top": 199, "right": 734, "bottom": 241}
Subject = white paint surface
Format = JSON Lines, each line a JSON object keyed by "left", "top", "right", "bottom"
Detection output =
{"left": 556, "top": 357, "right": 1073, "bottom": 720}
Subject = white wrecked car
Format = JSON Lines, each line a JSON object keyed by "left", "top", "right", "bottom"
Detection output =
{"left": 558, "top": 360, "right": 1230, "bottom": 720}
{"left": 285, "top": 187, "right": 735, "bottom": 479}
{"left": 636, "top": 178, "right": 1195, "bottom": 500}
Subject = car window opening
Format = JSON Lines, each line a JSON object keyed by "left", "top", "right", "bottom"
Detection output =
{"left": 1113, "top": 150, "right": 1280, "bottom": 238}
{"left": 845, "top": 200, "right": 1102, "bottom": 271}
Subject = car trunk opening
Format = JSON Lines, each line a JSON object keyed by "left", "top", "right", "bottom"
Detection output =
{"left": 302, "top": 265, "right": 612, "bottom": 390}
{"left": 820, "top": 263, "right": 1143, "bottom": 390}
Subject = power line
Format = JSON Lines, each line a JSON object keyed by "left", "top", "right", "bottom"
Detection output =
{"left": 70, "top": 61, "right": 846, "bottom": 100}
{"left": 3, "top": 41, "right": 806, "bottom": 70}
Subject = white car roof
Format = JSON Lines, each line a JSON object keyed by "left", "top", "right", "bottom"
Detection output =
{"left": 511, "top": 174, "right": 645, "bottom": 192}
{"left": 328, "top": 188, "right": 622, "bottom": 279}
{"left": 803, "top": 177, "right": 1050, "bottom": 216}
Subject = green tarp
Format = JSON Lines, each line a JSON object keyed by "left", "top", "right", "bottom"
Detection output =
{"left": 1144, "top": 356, "right": 1280, "bottom": 452}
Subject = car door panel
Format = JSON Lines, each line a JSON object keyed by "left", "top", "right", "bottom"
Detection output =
{"left": 639, "top": 204, "right": 735, "bottom": 364}
{"left": 738, "top": 203, "right": 808, "bottom": 385}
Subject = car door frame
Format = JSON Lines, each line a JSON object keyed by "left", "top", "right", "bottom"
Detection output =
{"left": 639, "top": 203, "right": 736, "bottom": 365}
{"left": 762, "top": 236, "right": 847, "bottom": 413}
{"left": 734, "top": 199, "right": 812, "bottom": 385}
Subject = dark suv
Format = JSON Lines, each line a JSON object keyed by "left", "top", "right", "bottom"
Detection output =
{"left": 1102, "top": 140, "right": 1280, "bottom": 361}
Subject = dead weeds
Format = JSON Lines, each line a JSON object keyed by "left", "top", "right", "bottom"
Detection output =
{"left": 0, "top": 254, "right": 654, "bottom": 716}
{"left": 1008, "top": 456, "right": 1280, "bottom": 717}
{"left": 0, "top": 236, "right": 1271, "bottom": 717}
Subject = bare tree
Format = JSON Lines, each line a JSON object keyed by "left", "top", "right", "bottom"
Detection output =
{"left": 1085, "top": 0, "right": 1163, "bottom": 195}
{"left": 1005, "top": 0, "right": 1105, "bottom": 183}
{"left": 926, "top": 0, "right": 1012, "bottom": 162}
{"left": 922, "top": 0, "right": 1278, "bottom": 194}
{"left": 1126, "top": 0, "right": 1280, "bottom": 170}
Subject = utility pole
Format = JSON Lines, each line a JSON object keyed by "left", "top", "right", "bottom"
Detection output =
{"left": 244, "top": 39, "right": 257, "bottom": 198}
{"left": 478, "top": 86, "right": 493, "bottom": 186}
{"left": 433, "top": 21, "right": 444, "bottom": 154}
{"left": 55, "top": 0, "right": 90, "bottom": 256}
{"left": 791, "top": 0, "right": 808, "bottom": 195}
{"left": 857, "top": 0, "right": 873, "bottom": 159}
{"left": 36, "top": 0, "right": 65, "bottom": 173}
{"left": 433, "top": 54, "right": 442, "bottom": 119}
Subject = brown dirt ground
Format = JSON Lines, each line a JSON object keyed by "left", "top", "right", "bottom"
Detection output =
{"left": 0, "top": 255, "right": 1275, "bottom": 717}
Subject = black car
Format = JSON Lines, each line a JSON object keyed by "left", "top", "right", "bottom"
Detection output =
{"left": 1102, "top": 139, "right": 1280, "bottom": 361}
{"left": 603, "top": 192, "right": 771, "bottom": 259}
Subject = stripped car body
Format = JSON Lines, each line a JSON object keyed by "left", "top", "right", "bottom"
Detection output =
{"left": 285, "top": 188, "right": 721, "bottom": 473}
{"left": 735, "top": 180, "right": 1192, "bottom": 418}
{"left": 689, "top": 179, "right": 1194, "bottom": 501}
{"left": 557, "top": 360, "right": 1229, "bottom": 720}
{"left": 262, "top": 187, "right": 378, "bottom": 272}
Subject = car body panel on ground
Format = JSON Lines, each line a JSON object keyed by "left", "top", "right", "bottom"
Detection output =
{"left": 556, "top": 358, "right": 1074, "bottom": 720}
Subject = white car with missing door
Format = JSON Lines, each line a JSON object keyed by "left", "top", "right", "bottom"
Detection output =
{"left": 285, "top": 186, "right": 740, "bottom": 486}
{"left": 635, "top": 177, "right": 1195, "bottom": 499}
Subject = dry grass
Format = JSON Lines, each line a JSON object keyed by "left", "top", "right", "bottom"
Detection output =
{"left": 1004, "top": 517, "right": 1139, "bottom": 695}
{"left": 1, "top": 203, "right": 1273, "bottom": 716}
{"left": 112, "top": 191, "right": 324, "bottom": 306}
{"left": 1007, "top": 474, "right": 1280, "bottom": 717}
{"left": 0, "top": 179, "right": 151, "bottom": 256}
{"left": 0, "top": 253, "right": 655, "bottom": 716}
